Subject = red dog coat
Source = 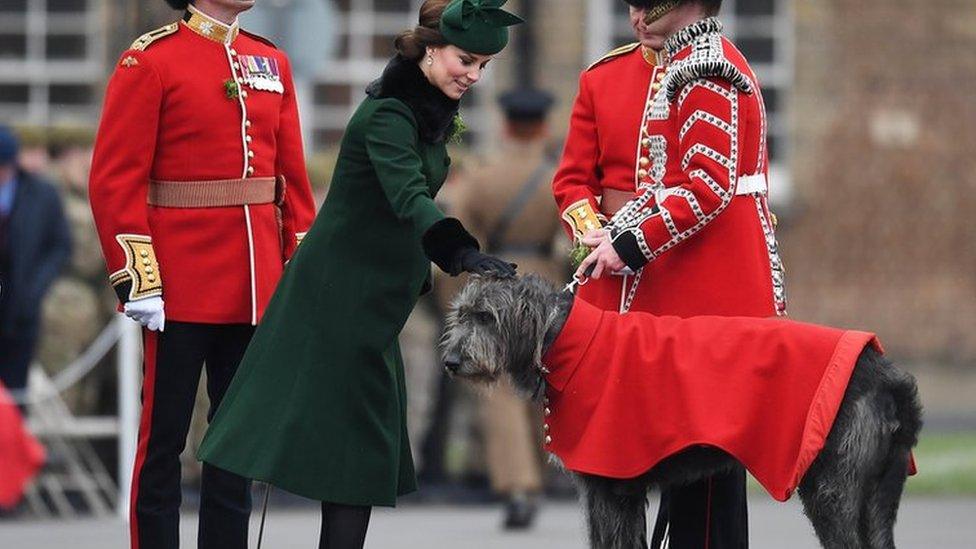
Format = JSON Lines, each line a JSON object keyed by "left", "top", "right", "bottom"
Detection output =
{"left": 541, "top": 298, "right": 882, "bottom": 501}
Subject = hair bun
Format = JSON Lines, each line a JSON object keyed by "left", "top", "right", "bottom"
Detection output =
{"left": 395, "top": 29, "right": 423, "bottom": 60}
{"left": 394, "top": 0, "right": 450, "bottom": 61}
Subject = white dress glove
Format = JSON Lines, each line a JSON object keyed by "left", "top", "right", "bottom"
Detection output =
{"left": 124, "top": 296, "right": 166, "bottom": 332}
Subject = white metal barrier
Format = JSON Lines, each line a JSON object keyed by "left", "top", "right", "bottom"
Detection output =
{"left": 13, "top": 313, "right": 142, "bottom": 520}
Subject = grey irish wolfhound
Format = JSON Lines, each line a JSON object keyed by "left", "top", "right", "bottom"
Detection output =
{"left": 441, "top": 274, "right": 922, "bottom": 549}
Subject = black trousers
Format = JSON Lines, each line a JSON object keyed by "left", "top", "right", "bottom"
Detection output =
{"left": 130, "top": 322, "right": 253, "bottom": 549}
{"left": 650, "top": 466, "right": 749, "bottom": 549}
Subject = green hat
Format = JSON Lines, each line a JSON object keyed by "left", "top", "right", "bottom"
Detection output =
{"left": 439, "top": 0, "right": 524, "bottom": 55}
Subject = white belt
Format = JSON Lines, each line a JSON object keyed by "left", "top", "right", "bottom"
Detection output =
{"left": 650, "top": 173, "right": 767, "bottom": 205}
{"left": 735, "top": 173, "right": 767, "bottom": 195}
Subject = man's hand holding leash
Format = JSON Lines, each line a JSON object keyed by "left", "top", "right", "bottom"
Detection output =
{"left": 575, "top": 229, "right": 625, "bottom": 280}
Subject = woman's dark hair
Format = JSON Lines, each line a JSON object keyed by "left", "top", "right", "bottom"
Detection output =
{"left": 164, "top": 0, "right": 190, "bottom": 10}
{"left": 394, "top": 0, "right": 452, "bottom": 62}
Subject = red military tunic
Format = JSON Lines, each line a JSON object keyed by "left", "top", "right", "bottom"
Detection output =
{"left": 553, "top": 18, "right": 785, "bottom": 319}
{"left": 552, "top": 41, "right": 661, "bottom": 233}
{"left": 89, "top": 6, "right": 316, "bottom": 325}
{"left": 541, "top": 298, "right": 881, "bottom": 501}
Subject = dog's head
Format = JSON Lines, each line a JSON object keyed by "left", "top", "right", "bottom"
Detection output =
{"left": 441, "top": 274, "right": 559, "bottom": 393}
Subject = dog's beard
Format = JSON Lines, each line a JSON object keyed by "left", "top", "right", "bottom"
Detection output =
{"left": 449, "top": 324, "right": 506, "bottom": 380}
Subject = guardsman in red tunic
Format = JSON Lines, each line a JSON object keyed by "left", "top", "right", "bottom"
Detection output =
{"left": 88, "top": 1, "right": 316, "bottom": 548}
{"left": 552, "top": 1, "right": 785, "bottom": 548}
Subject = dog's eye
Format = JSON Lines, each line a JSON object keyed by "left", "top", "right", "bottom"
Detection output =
{"left": 473, "top": 311, "right": 494, "bottom": 323}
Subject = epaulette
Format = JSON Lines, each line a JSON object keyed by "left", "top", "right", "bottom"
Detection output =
{"left": 665, "top": 34, "right": 753, "bottom": 101}
{"left": 586, "top": 42, "right": 641, "bottom": 71}
{"left": 240, "top": 29, "right": 278, "bottom": 49}
{"left": 665, "top": 56, "right": 753, "bottom": 102}
{"left": 130, "top": 22, "right": 179, "bottom": 51}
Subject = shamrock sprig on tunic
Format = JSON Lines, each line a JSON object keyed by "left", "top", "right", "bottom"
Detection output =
{"left": 570, "top": 242, "right": 592, "bottom": 268}
{"left": 224, "top": 79, "right": 240, "bottom": 100}
{"left": 447, "top": 113, "right": 467, "bottom": 144}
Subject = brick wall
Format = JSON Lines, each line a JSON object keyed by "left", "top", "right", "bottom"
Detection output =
{"left": 783, "top": 0, "right": 976, "bottom": 363}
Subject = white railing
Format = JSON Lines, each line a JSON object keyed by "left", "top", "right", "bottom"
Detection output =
{"left": 13, "top": 314, "right": 141, "bottom": 520}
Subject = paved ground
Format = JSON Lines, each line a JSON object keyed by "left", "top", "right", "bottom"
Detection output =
{"left": 2, "top": 497, "right": 974, "bottom": 548}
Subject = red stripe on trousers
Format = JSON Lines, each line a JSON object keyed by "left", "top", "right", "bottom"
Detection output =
{"left": 130, "top": 329, "right": 158, "bottom": 549}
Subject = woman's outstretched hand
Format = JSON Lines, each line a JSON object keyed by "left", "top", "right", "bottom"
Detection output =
{"left": 457, "top": 249, "right": 517, "bottom": 278}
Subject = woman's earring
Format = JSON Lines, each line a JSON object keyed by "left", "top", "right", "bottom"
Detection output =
{"left": 426, "top": 54, "right": 434, "bottom": 66}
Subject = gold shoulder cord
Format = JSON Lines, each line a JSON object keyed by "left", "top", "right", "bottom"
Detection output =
{"left": 130, "top": 22, "right": 179, "bottom": 51}
{"left": 587, "top": 42, "right": 641, "bottom": 71}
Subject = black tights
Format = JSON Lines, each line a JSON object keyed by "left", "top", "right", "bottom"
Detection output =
{"left": 319, "top": 502, "right": 372, "bottom": 549}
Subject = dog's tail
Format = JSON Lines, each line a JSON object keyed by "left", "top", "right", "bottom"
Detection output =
{"left": 863, "top": 345, "right": 923, "bottom": 450}
{"left": 885, "top": 355, "right": 923, "bottom": 452}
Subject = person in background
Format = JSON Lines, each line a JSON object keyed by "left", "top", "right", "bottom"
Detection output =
{"left": 0, "top": 125, "right": 72, "bottom": 404}
{"left": 447, "top": 87, "right": 565, "bottom": 529}
{"left": 86, "top": 1, "right": 317, "bottom": 547}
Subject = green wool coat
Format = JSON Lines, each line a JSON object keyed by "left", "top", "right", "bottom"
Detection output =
{"left": 198, "top": 58, "right": 461, "bottom": 506}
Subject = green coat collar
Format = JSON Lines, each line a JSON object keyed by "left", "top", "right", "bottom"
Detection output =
{"left": 366, "top": 56, "right": 460, "bottom": 143}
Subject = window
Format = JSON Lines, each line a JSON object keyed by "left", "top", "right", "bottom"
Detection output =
{"left": 0, "top": 0, "right": 105, "bottom": 125}
{"left": 0, "top": 34, "right": 28, "bottom": 58}
{"left": 49, "top": 84, "right": 93, "bottom": 105}
{"left": 46, "top": 34, "right": 88, "bottom": 59}
{"left": 0, "top": 0, "right": 28, "bottom": 13}
{"left": 0, "top": 85, "right": 30, "bottom": 104}
{"left": 46, "top": 0, "right": 88, "bottom": 13}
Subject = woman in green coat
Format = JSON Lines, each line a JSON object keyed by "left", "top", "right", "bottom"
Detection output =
{"left": 198, "top": 1, "right": 523, "bottom": 546}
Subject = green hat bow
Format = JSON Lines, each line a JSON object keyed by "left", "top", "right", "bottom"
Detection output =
{"left": 440, "top": 0, "right": 524, "bottom": 55}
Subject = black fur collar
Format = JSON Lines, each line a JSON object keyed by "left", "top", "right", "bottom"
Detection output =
{"left": 366, "top": 56, "right": 460, "bottom": 143}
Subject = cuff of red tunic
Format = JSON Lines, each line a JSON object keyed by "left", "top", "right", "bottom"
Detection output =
{"left": 422, "top": 217, "right": 480, "bottom": 275}
{"left": 611, "top": 230, "right": 649, "bottom": 271}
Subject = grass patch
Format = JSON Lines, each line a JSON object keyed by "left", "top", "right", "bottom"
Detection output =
{"left": 746, "top": 431, "right": 976, "bottom": 496}
{"left": 904, "top": 431, "right": 976, "bottom": 495}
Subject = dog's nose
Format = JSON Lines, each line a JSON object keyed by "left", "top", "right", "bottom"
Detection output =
{"left": 444, "top": 351, "right": 461, "bottom": 374}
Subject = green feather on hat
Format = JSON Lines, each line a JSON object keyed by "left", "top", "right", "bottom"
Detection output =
{"left": 439, "top": 0, "right": 524, "bottom": 55}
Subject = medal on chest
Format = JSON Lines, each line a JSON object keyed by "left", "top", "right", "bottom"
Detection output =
{"left": 237, "top": 55, "right": 284, "bottom": 94}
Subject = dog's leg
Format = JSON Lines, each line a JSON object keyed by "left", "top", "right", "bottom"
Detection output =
{"left": 859, "top": 441, "right": 910, "bottom": 549}
{"left": 576, "top": 474, "right": 649, "bottom": 549}
{"left": 798, "top": 347, "right": 924, "bottom": 549}
{"left": 798, "top": 394, "right": 878, "bottom": 549}
{"left": 799, "top": 456, "right": 866, "bottom": 548}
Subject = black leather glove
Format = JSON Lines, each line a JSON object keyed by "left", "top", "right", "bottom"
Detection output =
{"left": 456, "top": 248, "right": 517, "bottom": 278}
